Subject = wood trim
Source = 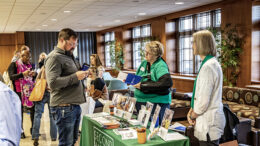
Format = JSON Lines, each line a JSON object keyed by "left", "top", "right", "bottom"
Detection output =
{"left": 253, "top": 1, "right": 260, "bottom": 5}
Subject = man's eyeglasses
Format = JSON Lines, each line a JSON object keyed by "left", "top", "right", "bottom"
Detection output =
{"left": 66, "top": 40, "right": 78, "bottom": 47}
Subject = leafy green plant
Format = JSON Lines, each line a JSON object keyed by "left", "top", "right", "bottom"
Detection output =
{"left": 108, "top": 40, "right": 124, "bottom": 71}
{"left": 209, "top": 24, "right": 244, "bottom": 86}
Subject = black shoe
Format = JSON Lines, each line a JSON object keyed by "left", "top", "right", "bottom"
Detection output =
{"left": 33, "top": 139, "right": 39, "bottom": 146}
{"left": 51, "top": 138, "right": 56, "bottom": 141}
{"left": 21, "top": 132, "right": 26, "bottom": 139}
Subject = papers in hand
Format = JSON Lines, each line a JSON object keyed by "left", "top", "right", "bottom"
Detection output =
{"left": 169, "top": 122, "right": 186, "bottom": 133}
{"left": 125, "top": 73, "right": 142, "bottom": 85}
{"left": 117, "top": 71, "right": 142, "bottom": 85}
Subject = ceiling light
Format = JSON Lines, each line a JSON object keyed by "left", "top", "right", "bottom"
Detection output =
{"left": 138, "top": 12, "right": 146, "bottom": 16}
{"left": 64, "top": 10, "right": 71, "bottom": 13}
{"left": 98, "top": 25, "right": 103, "bottom": 27}
{"left": 114, "top": 19, "right": 121, "bottom": 23}
{"left": 42, "top": 24, "right": 48, "bottom": 27}
{"left": 85, "top": 29, "right": 89, "bottom": 31}
{"left": 51, "top": 18, "right": 57, "bottom": 21}
{"left": 36, "top": 28, "right": 41, "bottom": 31}
{"left": 175, "top": 2, "right": 184, "bottom": 5}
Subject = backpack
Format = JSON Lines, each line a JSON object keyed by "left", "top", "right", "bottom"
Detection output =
{"left": 219, "top": 104, "right": 240, "bottom": 143}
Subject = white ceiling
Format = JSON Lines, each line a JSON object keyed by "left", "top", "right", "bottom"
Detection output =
{"left": 0, "top": 0, "right": 221, "bottom": 33}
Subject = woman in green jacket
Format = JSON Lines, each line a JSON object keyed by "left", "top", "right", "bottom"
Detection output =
{"left": 133, "top": 41, "right": 173, "bottom": 124}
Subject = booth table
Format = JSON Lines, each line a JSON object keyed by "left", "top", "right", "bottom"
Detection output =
{"left": 80, "top": 115, "right": 190, "bottom": 146}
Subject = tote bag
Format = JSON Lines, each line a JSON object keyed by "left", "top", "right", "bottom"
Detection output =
{"left": 29, "top": 67, "right": 46, "bottom": 101}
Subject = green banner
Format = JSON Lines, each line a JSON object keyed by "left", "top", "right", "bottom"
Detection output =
{"left": 93, "top": 126, "right": 114, "bottom": 146}
{"left": 80, "top": 115, "right": 190, "bottom": 146}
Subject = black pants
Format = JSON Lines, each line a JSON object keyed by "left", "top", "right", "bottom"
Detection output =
{"left": 16, "top": 92, "right": 35, "bottom": 132}
{"left": 199, "top": 134, "right": 219, "bottom": 146}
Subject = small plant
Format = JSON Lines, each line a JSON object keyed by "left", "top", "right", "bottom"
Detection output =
{"left": 108, "top": 40, "right": 124, "bottom": 71}
{"left": 209, "top": 24, "right": 244, "bottom": 86}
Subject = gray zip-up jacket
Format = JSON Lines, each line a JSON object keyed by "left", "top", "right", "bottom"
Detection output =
{"left": 45, "top": 47, "right": 85, "bottom": 106}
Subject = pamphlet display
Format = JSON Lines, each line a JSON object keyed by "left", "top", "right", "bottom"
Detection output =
{"left": 111, "top": 93, "right": 136, "bottom": 120}
{"left": 149, "top": 105, "right": 161, "bottom": 132}
{"left": 158, "top": 108, "right": 174, "bottom": 141}
{"left": 137, "top": 102, "right": 154, "bottom": 128}
{"left": 123, "top": 97, "right": 136, "bottom": 120}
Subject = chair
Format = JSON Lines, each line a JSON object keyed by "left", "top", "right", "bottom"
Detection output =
{"left": 107, "top": 79, "right": 128, "bottom": 90}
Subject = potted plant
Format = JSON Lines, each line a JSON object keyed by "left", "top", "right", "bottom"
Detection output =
{"left": 209, "top": 24, "right": 244, "bottom": 86}
{"left": 108, "top": 40, "right": 124, "bottom": 72}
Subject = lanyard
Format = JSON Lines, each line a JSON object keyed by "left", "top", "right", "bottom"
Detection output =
{"left": 191, "top": 55, "right": 214, "bottom": 108}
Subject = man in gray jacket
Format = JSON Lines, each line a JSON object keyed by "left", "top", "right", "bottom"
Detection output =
{"left": 45, "top": 28, "right": 87, "bottom": 146}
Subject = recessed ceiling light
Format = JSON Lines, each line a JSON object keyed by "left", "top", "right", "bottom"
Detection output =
{"left": 51, "top": 18, "right": 57, "bottom": 21}
{"left": 64, "top": 10, "right": 71, "bottom": 13}
{"left": 98, "top": 25, "right": 103, "bottom": 27}
{"left": 175, "top": 2, "right": 184, "bottom": 5}
{"left": 114, "top": 19, "right": 121, "bottom": 23}
{"left": 42, "top": 24, "right": 48, "bottom": 27}
{"left": 138, "top": 12, "right": 146, "bottom": 16}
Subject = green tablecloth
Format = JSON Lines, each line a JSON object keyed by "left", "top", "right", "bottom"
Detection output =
{"left": 80, "top": 115, "right": 190, "bottom": 146}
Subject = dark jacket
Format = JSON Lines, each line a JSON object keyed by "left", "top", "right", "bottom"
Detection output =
{"left": 219, "top": 104, "right": 239, "bottom": 143}
{"left": 45, "top": 47, "right": 86, "bottom": 106}
{"left": 140, "top": 58, "right": 173, "bottom": 95}
{"left": 7, "top": 62, "right": 24, "bottom": 92}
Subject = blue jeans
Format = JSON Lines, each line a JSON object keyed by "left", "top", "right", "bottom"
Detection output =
{"left": 32, "top": 91, "right": 57, "bottom": 140}
{"left": 136, "top": 102, "right": 170, "bottom": 125}
{"left": 50, "top": 105, "right": 81, "bottom": 146}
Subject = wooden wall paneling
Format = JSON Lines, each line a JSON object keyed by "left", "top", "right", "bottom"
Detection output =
{"left": 0, "top": 34, "right": 15, "bottom": 46}
{"left": 166, "top": 21, "right": 177, "bottom": 73}
{"left": 96, "top": 32, "right": 105, "bottom": 66}
{"left": 123, "top": 29, "right": 132, "bottom": 69}
{"left": 151, "top": 17, "right": 166, "bottom": 60}
{"left": 0, "top": 46, "right": 15, "bottom": 74}
{"left": 221, "top": 0, "right": 252, "bottom": 87}
{"left": 15, "top": 32, "right": 25, "bottom": 50}
{"left": 172, "top": 78, "right": 194, "bottom": 92}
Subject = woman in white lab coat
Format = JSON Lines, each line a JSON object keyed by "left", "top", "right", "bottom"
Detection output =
{"left": 187, "top": 30, "right": 226, "bottom": 146}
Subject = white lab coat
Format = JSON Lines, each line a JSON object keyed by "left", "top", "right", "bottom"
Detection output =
{"left": 193, "top": 57, "right": 226, "bottom": 141}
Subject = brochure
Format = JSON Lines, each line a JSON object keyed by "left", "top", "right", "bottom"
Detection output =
{"left": 125, "top": 73, "right": 142, "bottom": 85}
{"left": 159, "top": 108, "right": 174, "bottom": 140}
{"left": 150, "top": 105, "right": 161, "bottom": 132}
{"left": 81, "top": 64, "right": 90, "bottom": 71}
{"left": 160, "top": 132, "right": 187, "bottom": 141}
{"left": 113, "top": 128, "right": 137, "bottom": 140}
{"left": 169, "top": 122, "right": 186, "bottom": 133}
{"left": 117, "top": 71, "right": 128, "bottom": 82}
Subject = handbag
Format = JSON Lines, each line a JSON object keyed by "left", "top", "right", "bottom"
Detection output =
{"left": 29, "top": 67, "right": 47, "bottom": 101}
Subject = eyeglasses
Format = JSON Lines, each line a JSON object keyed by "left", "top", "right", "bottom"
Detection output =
{"left": 145, "top": 51, "right": 152, "bottom": 56}
{"left": 66, "top": 40, "right": 78, "bottom": 47}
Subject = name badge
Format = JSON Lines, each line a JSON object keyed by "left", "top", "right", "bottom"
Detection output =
{"left": 140, "top": 67, "right": 145, "bottom": 72}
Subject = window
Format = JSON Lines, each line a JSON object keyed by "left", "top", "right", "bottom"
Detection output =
{"left": 132, "top": 24, "right": 151, "bottom": 69}
{"left": 252, "top": 5, "right": 260, "bottom": 81}
{"left": 177, "top": 9, "right": 221, "bottom": 74}
{"left": 104, "top": 32, "right": 115, "bottom": 67}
